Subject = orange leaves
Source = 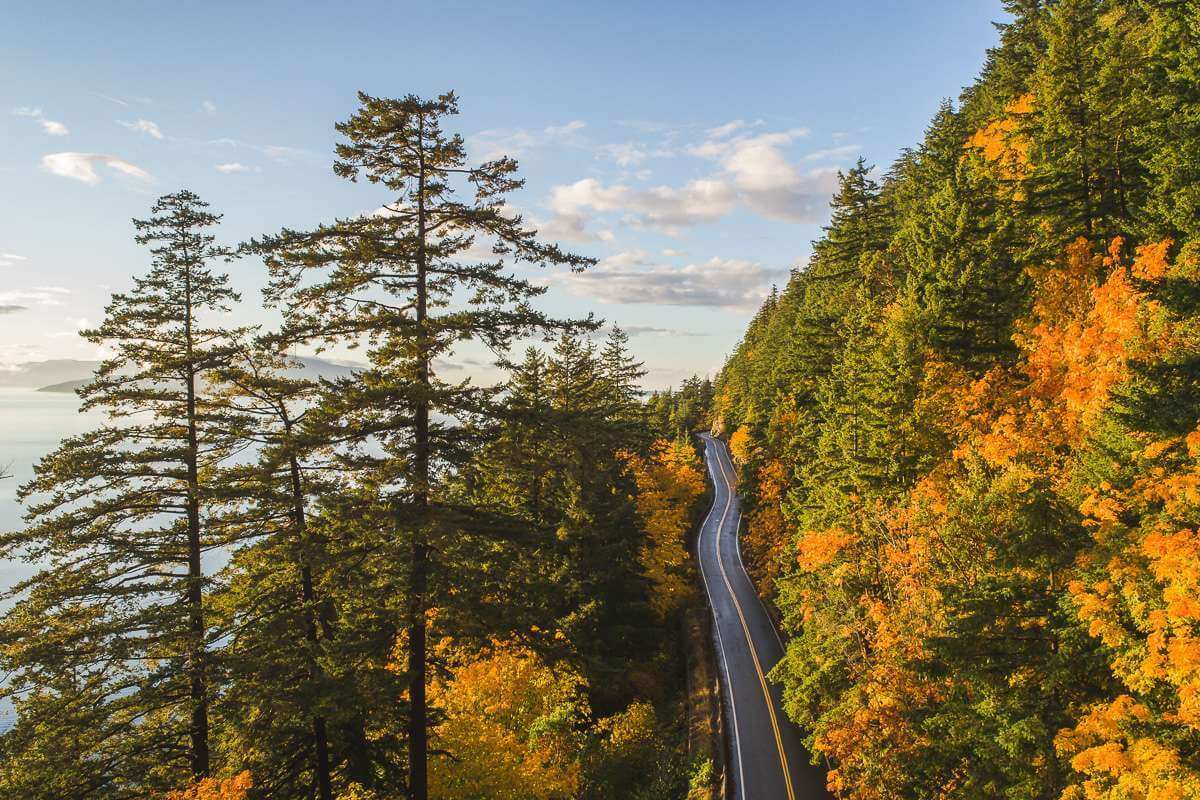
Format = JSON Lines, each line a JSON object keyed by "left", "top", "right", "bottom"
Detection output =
{"left": 1021, "top": 238, "right": 1139, "bottom": 436}
{"left": 952, "top": 238, "right": 1166, "bottom": 476}
{"left": 967, "top": 93, "right": 1034, "bottom": 183}
{"left": 796, "top": 526, "right": 854, "bottom": 573}
{"left": 163, "top": 773, "right": 252, "bottom": 800}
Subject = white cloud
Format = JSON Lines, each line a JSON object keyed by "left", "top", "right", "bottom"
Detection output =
{"left": 661, "top": 248, "right": 687, "bottom": 257}
{"left": 705, "top": 119, "right": 763, "bottom": 139}
{"left": 0, "top": 286, "right": 70, "bottom": 307}
{"left": 544, "top": 120, "right": 586, "bottom": 137}
{"left": 801, "top": 144, "right": 862, "bottom": 162}
{"left": 536, "top": 212, "right": 600, "bottom": 243}
{"left": 118, "top": 118, "right": 163, "bottom": 139}
{"left": 553, "top": 250, "right": 782, "bottom": 309}
{"left": 48, "top": 316, "right": 90, "bottom": 338}
{"left": 468, "top": 119, "right": 588, "bottom": 161}
{"left": 215, "top": 162, "right": 257, "bottom": 174}
{"left": 42, "top": 152, "right": 153, "bottom": 184}
{"left": 622, "top": 324, "right": 705, "bottom": 337}
{"left": 601, "top": 142, "right": 649, "bottom": 167}
{"left": 541, "top": 121, "right": 845, "bottom": 231}
{"left": 202, "top": 100, "right": 217, "bottom": 115}
{"left": 0, "top": 252, "right": 27, "bottom": 268}
{"left": 13, "top": 107, "right": 69, "bottom": 136}
{"left": 687, "top": 127, "right": 841, "bottom": 223}
{"left": 550, "top": 177, "right": 736, "bottom": 234}
{"left": 209, "top": 138, "right": 312, "bottom": 163}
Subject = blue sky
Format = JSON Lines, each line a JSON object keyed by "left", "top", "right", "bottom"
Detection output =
{"left": 2, "top": 0, "right": 1005, "bottom": 388}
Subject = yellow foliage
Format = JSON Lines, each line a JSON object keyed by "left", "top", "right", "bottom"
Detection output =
{"left": 428, "top": 645, "right": 587, "bottom": 800}
{"left": 1057, "top": 698, "right": 1200, "bottom": 800}
{"left": 728, "top": 425, "right": 754, "bottom": 467}
{"left": 627, "top": 439, "right": 706, "bottom": 616}
{"left": 743, "top": 458, "right": 792, "bottom": 596}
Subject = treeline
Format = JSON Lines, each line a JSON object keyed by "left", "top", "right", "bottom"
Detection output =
{"left": 715, "top": 2, "right": 1200, "bottom": 799}
{"left": 0, "top": 93, "right": 710, "bottom": 800}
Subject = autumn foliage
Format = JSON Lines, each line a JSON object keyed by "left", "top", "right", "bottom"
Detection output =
{"left": 715, "top": 3, "right": 1200, "bottom": 796}
{"left": 162, "top": 773, "right": 252, "bottom": 800}
{"left": 627, "top": 439, "right": 707, "bottom": 617}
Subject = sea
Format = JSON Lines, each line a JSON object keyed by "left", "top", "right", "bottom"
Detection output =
{"left": 0, "top": 388, "right": 104, "bottom": 732}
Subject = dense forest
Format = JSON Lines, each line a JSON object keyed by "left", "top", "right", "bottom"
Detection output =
{"left": 716, "top": 1, "right": 1200, "bottom": 798}
{"left": 0, "top": 94, "right": 718, "bottom": 800}
{"left": 9, "top": 1, "right": 1200, "bottom": 798}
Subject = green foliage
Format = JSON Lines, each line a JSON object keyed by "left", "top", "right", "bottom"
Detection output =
{"left": 716, "top": 3, "right": 1200, "bottom": 798}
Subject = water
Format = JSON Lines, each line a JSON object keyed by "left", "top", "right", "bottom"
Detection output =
{"left": 1, "top": 389, "right": 105, "bottom": 587}
{"left": 0, "top": 388, "right": 102, "bottom": 730}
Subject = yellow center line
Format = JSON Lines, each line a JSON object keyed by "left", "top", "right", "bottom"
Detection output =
{"left": 713, "top": 438, "right": 796, "bottom": 800}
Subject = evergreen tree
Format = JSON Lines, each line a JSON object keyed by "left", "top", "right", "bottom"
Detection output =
{"left": 251, "top": 91, "right": 593, "bottom": 800}
{"left": 0, "top": 191, "right": 241, "bottom": 794}
{"left": 205, "top": 341, "right": 339, "bottom": 800}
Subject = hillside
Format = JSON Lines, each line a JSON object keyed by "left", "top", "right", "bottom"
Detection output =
{"left": 14, "top": 355, "right": 362, "bottom": 393}
{"left": 714, "top": 3, "right": 1200, "bottom": 798}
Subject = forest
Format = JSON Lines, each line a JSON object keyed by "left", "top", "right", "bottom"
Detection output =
{"left": 8, "top": 0, "right": 1200, "bottom": 798}
{"left": 0, "top": 93, "right": 718, "bottom": 800}
{"left": 715, "top": 1, "right": 1200, "bottom": 798}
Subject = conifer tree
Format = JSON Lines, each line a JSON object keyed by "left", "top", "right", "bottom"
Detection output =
{"left": 0, "top": 190, "right": 240, "bottom": 794}
{"left": 251, "top": 91, "right": 593, "bottom": 800}
{"left": 205, "top": 341, "right": 339, "bottom": 800}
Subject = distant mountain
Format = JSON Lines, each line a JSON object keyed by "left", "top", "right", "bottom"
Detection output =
{"left": 0, "top": 360, "right": 104, "bottom": 389}
{"left": 4, "top": 356, "right": 364, "bottom": 393}
{"left": 36, "top": 379, "right": 88, "bottom": 394}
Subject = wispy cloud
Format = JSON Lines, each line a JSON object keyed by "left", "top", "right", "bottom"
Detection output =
{"left": 42, "top": 152, "right": 153, "bottom": 184}
{"left": 13, "top": 107, "right": 69, "bottom": 136}
{"left": 705, "top": 119, "right": 764, "bottom": 139}
{"left": 553, "top": 250, "right": 782, "bottom": 309}
{"left": 801, "top": 144, "right": 862, "bottom": 162}
{"left": 468, "top": 120, "right": 588, "bottom": 161}
{"left": 47, "top": 317, "right": 91, "bottom": 338}
{"left": 0, "top": 287, "right": 70, "bottom": 307}
{"left": 91, "top": 92, "right": 151, "bottom": 107}
{"left": 542, "top": 121, "right": 843, "bottom": 232}
{"left": 214, "top": 162, "right": 258, "bottom": 174}
{"left": 0, "top": 253, "right": 28, "bottom": 268}
{"left": 550, "top": 177, "right": 736, "bottom": 234}
{"left": 622, "top": 324, "right": 706, "bottom": 337}
{"left": 118, "top": 118, "right": 163, "bottom": 139}
{"left": 201, "top": 100, "right": 217, "bottom": 115}
{"left": 208, "top": 138, "right": 314, "bottom": 163}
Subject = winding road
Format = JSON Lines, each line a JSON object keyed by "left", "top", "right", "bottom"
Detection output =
{"left": 697, "top": 433, "right": 831, "bottom": 800}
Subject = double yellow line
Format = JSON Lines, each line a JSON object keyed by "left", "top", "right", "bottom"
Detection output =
{"left": 708, "top": 437, "right": 796, "bottom": 800}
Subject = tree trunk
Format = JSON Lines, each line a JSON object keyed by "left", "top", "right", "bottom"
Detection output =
{"left": 408, "top": 114, "right": 431, "bottom": 800}
{"left": 183, "top": 263, "right": 210, "bottom": 780}
{"left": 285, "top": 436, "right": 334, "bottom": 800}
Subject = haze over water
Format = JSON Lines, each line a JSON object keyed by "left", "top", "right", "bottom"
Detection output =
{"left": 0, "top": 389, "right": 102, "bottom": 591}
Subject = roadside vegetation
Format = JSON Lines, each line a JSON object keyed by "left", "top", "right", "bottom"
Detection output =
{"left": 715, "top": 2, "right": 1200, "bottom": 798}
{"left": 0, "top": 94, "right": 714, "bottom": 800}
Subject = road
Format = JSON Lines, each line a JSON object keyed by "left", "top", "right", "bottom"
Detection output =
{"left": 697, "top": 433, "right": 831, "bottom": 800}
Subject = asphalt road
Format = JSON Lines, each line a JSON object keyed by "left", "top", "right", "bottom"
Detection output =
{"left": 697, "top": 433, "right": 831, "bottom": 800}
